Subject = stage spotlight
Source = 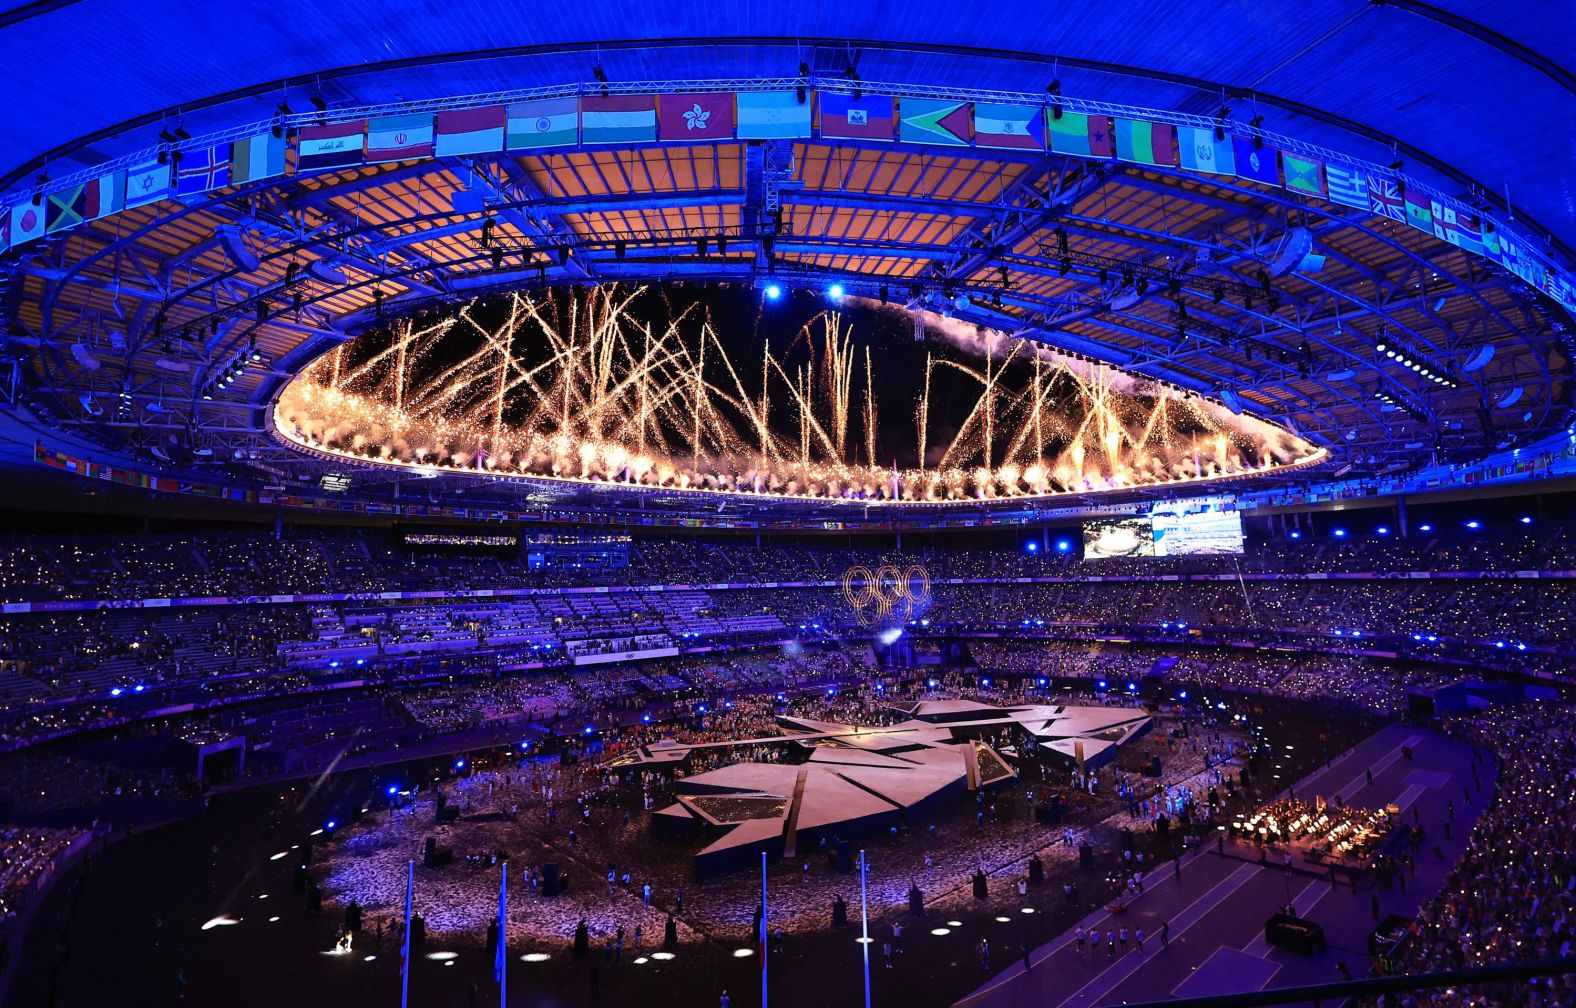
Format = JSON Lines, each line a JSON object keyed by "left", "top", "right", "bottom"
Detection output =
{"left": 1520, "top": 515, "right": 1534, "bottom": 525}
{"left": 1376, "top": 526, "right": 1390, "bottom": 535}
{"left": 1055, "top": 539, "right": 1072, "bottom": 553}
{"left": 827, "top": 283, "right": 845, "bottom": 301}
{"left": 1025, "top": 541, "right": 1038, "bottom": 553}
{"left": 454, "top": 759, "right": 466, "bottom": 770}
{"left": 764, "top": 283, "right": 782, "bottom": 301}
{"left": 1332, "top": 528, "right": 1347, "bottom": 537}
{"left": 1465, "top": 520, "right": 1481, "bottom": 530}
{"left": 1418, "top": 524, "right": 1433, "bottom": 532}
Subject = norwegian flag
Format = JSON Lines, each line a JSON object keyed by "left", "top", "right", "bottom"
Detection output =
{"left": 1367, "top": 176, "right": 1406, "bottom": 222}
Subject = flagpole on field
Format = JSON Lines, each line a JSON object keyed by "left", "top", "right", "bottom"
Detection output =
{"left": 760, "top": 851, "right": 769, "bottom": 1008}
{"left": 859, "top": 850, "right": 872, "bottom": 1008}
{"left": 497, "top": 862, "right": 508, "bottom": 1008}
{"left": 401, "top": 859, "right": 414, "bottom": 1008}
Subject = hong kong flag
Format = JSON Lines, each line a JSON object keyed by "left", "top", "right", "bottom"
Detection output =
{"left": 657, "top": 93, "right": 736, "bottom": 141}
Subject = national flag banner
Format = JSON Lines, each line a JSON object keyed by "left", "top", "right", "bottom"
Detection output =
{"left": 9, "top": 202, "right": 45, "bottom": 246}
{"left": 1451, "top": 209, "right": 1485, "bottom": 255}
{"left": 1113, "top": 118, "right": 1179, "bottom": 167}
{"left": 1403, "top": 186, "right": 1433, "bottom": 233}
{"left": 1367, "top": 176, "right": 1405, "bottom": 221}
{"left": 1430, "top": 201, "right": 1462, "bottom": 246}
{"left": 580, "top": 95, "right": 657, "bottom": 144}
{"left": 366, "top": 113, "right": 435, "bottom": 162}
{"left": 1047, "top": 112, "right": 1114, "bottom": 159}
{"left": 506, "top": 98, "right": 578, "bottom": 149}
{"left": 1177, "top": 126, "right": 1234, "bottom": 174}
{"left": 0, "top": 213, "right": 9, "bottom": 254}
{"left": 819, "top": 92, "right": 897, "bottom": 141}
{"left": 435, "top": 106, "right": 506, "bottom": 156}
{"left": 231, "top": 132, "right": 287, "bottom": 183}
{"left": 175, "top": 143, "right": 232, "bottom": 196}
{"left": 735, "top": 91, "right": 811, "bottom": 140}
{"left": 972, "top": 102, "right": 1044, "bottom": 150}
{"left": 295, "top": 121, "right": 367, "bottom": 173}
{"left": 1323, "top": 163, "right": 1369, "bottom": 210}
{"left": 124, "top": 160, "right": 173, "bottom": 207}
{"left": 1280, "top": 152, "right": 1325, "bottom": 196}
{"left": 657, "top": 93, "right": 735, "bottom": 142}
{"left": 45, "top": 186, "right": 90, "bottom": 233}
{"left": 1231, "top": 136, "right": 1280, "bottom": 185}
{"left": 1480, "top": 221, "right": 1501, "bottom": 259}
{"left": 85, "top": 171, "right": 124, "bottom": 219}
{"left": 899, "top": 99, "right": 971, "bottom": 147}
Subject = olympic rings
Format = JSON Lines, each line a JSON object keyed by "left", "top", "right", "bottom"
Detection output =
{"left": 841, "top": 562, "right": 931, "bottom": 625}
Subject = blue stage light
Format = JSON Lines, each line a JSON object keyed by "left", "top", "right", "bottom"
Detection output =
{"left": 519, "top": 741, "right": 530, "bottom": 751}
{"left": 1376, "top": 526, "right": 1389, "bottom": 535}
{"left": 110, "top": 687, "right": 123, "bottom": 697}
{"left": 1096, "top": 680, "right": 1108, "bottom": 690}
{"left": 1289, "top": 530, "right": 1301, "bottom": 539}
{"left": 325, "top": 820, "right": 336, "bottom": 830}
{"left": 1419, "top": 524, "right": 1433, "bottom": 532}
{"left": 1332, "top": 528, "right": 1347, "bottom": 538}
{"left": 764, "top": 283, "right": 783, "bottom": 301}
{"left": 1520, "top": 516, "right": 1534, "bottom": 525}
{"left": 454, "top": 759, "right": 466, "bottom": 770}
{"left": 387, "top": 785, "right": 398, "bottom": 795}
{"left": 1055, "top": 539, "right": 1072, "bottom": 553}
{"left": 1037, "top": 677, "right": 1048, "bottom": 686}
{"left": 1025, "top": 541, "right": 1038, "bottom": 553}
{"left": 641, "top": 713, "right": 652, "bottom": 723}
{"left": 980, "top": 677, "right": 991, "bottom": 687}
{"left": 583, "top": 725, "right": 594, "bottom": 736}
{"left": 1465, "top": 520, "right": 1481, "bottom": 530}
{"left": 827, "top": 283, "right": 845, "bottom": 300}
{"left": 1178, "top": 691, "right": 1188, "bottom": 700}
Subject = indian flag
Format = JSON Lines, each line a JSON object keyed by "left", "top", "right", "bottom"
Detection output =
{"left": 580, "top": 95, "right": 657, "bottom": 143}
{"left": 506, "top": 98, "right": 578, "bottom": 149}
{"left": 737, "top": 91, "right": 811, "bottom": 139}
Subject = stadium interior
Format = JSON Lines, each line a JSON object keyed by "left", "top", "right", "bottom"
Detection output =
{"left": 0, "top": 4, "right": 1572, "bottom": 1007}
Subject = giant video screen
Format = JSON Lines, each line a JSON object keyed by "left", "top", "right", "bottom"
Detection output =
{"left": 1082, "top": 516, "right": 1155, "bottom": 559}
{"left": 1152, "top": 509, "right": 1244, "bottom": 555}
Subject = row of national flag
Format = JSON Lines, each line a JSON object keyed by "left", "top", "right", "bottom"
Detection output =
{"left": 2, "top": 90, "right": 1569, "bottom": 308}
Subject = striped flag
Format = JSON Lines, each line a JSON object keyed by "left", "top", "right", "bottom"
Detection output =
{"left": 1323, "top": 163, "right": 1368, "bottom": 210}
{"left": 657, "top": 93, "right": 735, "bottom": 141}
{"left": 435, "top": 107, "right": 505, "bottom": 156}
{"left": 1452, "top": 209, "right": 1485, "bottom": 255}
{"left": 1047, "top": 112, "right": 1114, "bottom": 159}
{"left": 86, "top": 171, "right": 124, "bottom": 220}
{"left": 230, "top": 132, "right": 287, "bottom": 183}
{"left": 1177, "top": 126, "right": 1234, "bottom": 174}
{"left": 506, "top": 98, "right": 578, "bottom": 149}
{"left": 175, "top": 143, "right": 232, "bottom": 196}
{"left": 367, "top": 113, "right": 434, "bottom": 162}
{"left": 1231, "top": 137, "right": 1280, "bottom": 185}
{"left": 735, "top": 91, "right": 811, "bottom": 140}
{"left": 1480, "top": 221, "right": 1501, "bottom": 259}
{"left": 296, "top": 121, "right": 366, "bottom": 172}
{"left": 1114, "top": 119, "right": 1179, "bottom": 167}
{"left": 1280, "top": 153, "right": 1325, "bottom": 196}
{"left": 1403, "top": 187, "right": 1433, "bottom": 233}
{"left": 581, "top": 95, "right": 657, "bottom": 143}
{"left": 973, "top": 102, "right": 1044, "bottom": 150}
{"left": 899, "top": 99, "right": 971, "bottom": 146}
{"left": 819, "top": 93, "right": 896, "bottom": 140}
{"left": 124, "top": 160, "right": 174, "bottom": 207}
{"left": 1367, "top": 176, "right": 1405, "bottom": 221}
{"left": 9, "top": 202, "right": 45, "bottom": 246}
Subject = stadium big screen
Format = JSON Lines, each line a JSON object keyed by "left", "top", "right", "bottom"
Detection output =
{"left": 1152, "top": 509, "right": 1246, "bottom": 555}
{"left": 1083, "top": 516, "right": 1156, "bottom": 559}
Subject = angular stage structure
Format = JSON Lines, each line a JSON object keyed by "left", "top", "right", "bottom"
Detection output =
{"left": 613, "top": 700, "right": 1150, "bottom": 875}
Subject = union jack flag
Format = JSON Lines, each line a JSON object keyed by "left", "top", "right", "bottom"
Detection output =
{"left": 1367, "top": 176, "right": 1405, "bottom": 222}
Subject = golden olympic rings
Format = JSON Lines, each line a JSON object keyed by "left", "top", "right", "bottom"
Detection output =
{"left": 841, "top": 563, "right": 931, "bottom": 625}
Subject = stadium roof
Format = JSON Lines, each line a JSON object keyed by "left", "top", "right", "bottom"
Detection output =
{"left": 0, "top": 1, "right": 1571, "bottom": 524}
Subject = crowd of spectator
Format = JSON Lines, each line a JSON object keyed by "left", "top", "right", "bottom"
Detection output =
{"left": 1370, "top": 705, "right": 1576, "bottom": 1006}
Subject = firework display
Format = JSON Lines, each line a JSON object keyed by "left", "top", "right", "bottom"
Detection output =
{"left": 273, "top": 286, "right": 1325, "bottom": 504}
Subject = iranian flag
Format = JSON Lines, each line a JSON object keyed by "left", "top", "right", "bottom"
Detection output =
{"left": 367, "top": 114, "right": 435, "bottom": 162}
